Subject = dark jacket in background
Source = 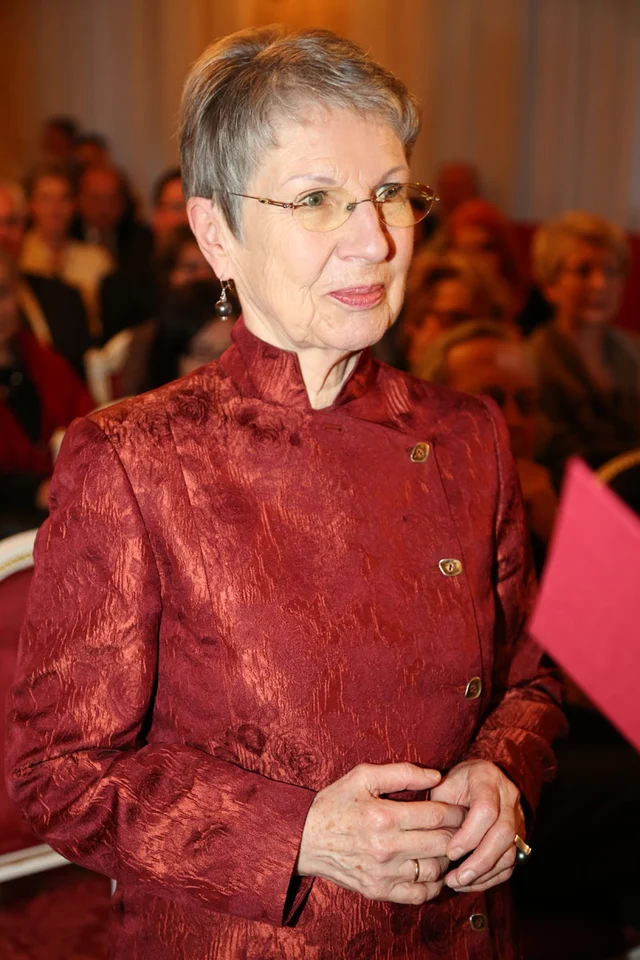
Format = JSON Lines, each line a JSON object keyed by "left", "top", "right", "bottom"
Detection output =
{"left": 21, "top": 272, "right": 93, "bottom": 378}
{"left": 531, "top": 321, "right": 640, "bottom": 483}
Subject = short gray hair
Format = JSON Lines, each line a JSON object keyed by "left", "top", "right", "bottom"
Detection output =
{"left": 179, "top": 26, "right": 420, "bottom": 237}
{"left": 414, "top": 320, "right": 513, "bottom": 384}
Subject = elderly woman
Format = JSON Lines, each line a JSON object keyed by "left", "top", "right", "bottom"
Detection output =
{"left": 529, "top": 211, "right": 640, "bottom": 481}
{"left": 6, "top": 27, "right": 564, "bottom": 960}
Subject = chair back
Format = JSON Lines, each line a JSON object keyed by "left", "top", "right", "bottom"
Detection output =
{"left": 596, "top": 448, "right": 640, "bottom": 516}
{"left": 84, "top": 327, "right": 135, "bottom": 405}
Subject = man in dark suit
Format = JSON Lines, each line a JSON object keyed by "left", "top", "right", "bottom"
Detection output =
{"left": 0, "top": 179, "right": 92, "bottom": 378}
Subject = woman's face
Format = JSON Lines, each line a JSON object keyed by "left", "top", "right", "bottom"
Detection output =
{"left": 29, "top": 175, "right": 75, "bottom": 240}
{"left": 177, "top": 318, "right": 233, "bottom": 377}
{"left": 169, "top": 241, "right": 213, "bottom": 288}
{"left": 0, "top": 261, "right": 20, "bottom": 347}
{"left": 453, "top": 224, "right": 502, "bottom": 281}
{"left": 408, "top": 278, "right": 476, "bottom": 368}
{"left": 205, "top": 108, "right": 414, "bottom": 355}
{"left": 545, "top": 240, "right": 624, "bottom": 328}
{"left": 446, "top": 338, "right": 538, "bottom": 460}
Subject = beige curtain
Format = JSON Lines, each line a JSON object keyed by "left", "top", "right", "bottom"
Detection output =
{"left": 1, "top": 0, "right": 639, "bottom": 229}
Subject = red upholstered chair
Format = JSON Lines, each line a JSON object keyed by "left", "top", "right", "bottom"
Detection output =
{"left": 0, "top": 529, "right": 69, "bottom": 883}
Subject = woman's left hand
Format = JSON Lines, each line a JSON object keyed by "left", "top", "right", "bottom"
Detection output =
{"left": 429, "top": 759, "right": 525, "bottom": 893}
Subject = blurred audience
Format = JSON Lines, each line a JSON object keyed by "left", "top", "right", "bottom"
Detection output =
{"left": 147, "top": 280, "right": 233, "bottom": 391}
{"left": 120, "top": 225, "right": 219, "bottom": 396}
{"left": 38, "top": 116, "right": 79, "bottom": 171}
{"left": 20, "top": 164, "right": 113, "bottom": 336}
{"left": 415, "top": 320, "right": 557, "bottom": 571}
{"left": 100, "top": 166, "right": 189, "bottom": 342}
{"left": 435, "top": 161, "right": 480, "bottom": 222}
{"left": 411, "top": 160, "right": 480, "bottom": 253}
{"left": 150, "top": 166, "right": 189, "bottom": 242}
{"left": 403, "top": 250, "right": 511, "bottom": 372}
{"left": 530, "top": 211, "right": 640, "bottom": 482}
{"left": 447, "top": 199, "right": 529, "bottom": 320}
{"left": 0, "top": 249, "right": 93, "bottom": 535}
{"left": 154, "top": 223, "right": 214, "bottom": 291}
{"left": 75, "top": 132, "right": 111, "bottom": 170}
{"left": 73, "top": 165, "right": 153, "bottom": 275}
{"left": 0, "top": 178, "right": 91, "bottom": 377}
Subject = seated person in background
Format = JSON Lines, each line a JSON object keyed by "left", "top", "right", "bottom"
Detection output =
{"left": 146, "top": 280, "right": 234, "bottom": 391}
{"left": 154, "top": 222, "right": 215, "bottom": 290}
{"left": 402, "top": 250, "right": 511, "bottom": 372}
{"left": 73, "top": 165, "right": 153, "bottom": 276}
{"left": 74, "top": 132, "right": 111, "bottom": 170}
{"left": 415, "top": 320, "right": 556, "bottom": 574}
{"left": 0, "top": 249, "right": 93, "bottom": 535}
{"left": 20, "top": 164, "right": 113, "bottom": 337}
{"left": 447, "top": 199, "right": 529, "bottom": 322}
{"left": 38, "top": 116, "right": 79, "bottom": 172}
{"left": 100, "top": 167, "right": 189, "bottom": 342}
{"left": 120, "top": 227, "right": 223, "bottom": 396}
{"left": 436, "top": 161, "right": 480, "bottom": 222}
{"left": 0, "top": 178, "right": 91, "bottom": 378}
{"left": 150, "top": 166, "right": 189, "bottom": 242}
{"left": 530, "top": 211, "right": 640, "bottom": 483}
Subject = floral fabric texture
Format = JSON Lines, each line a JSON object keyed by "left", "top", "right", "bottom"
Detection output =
{"left": 6, "top": 318, "right": 565, "bottom": 959}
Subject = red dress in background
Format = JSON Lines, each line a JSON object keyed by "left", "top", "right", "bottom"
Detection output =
{"left": 6, "top": 318, "right": 565, "bottom": 958}
{"left": 0, "top": 330, "right": 93, "bottom": 474}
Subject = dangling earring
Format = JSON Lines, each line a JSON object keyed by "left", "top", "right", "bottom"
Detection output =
{"left": 215, "top": 279, "right": 234, "bottom": 319}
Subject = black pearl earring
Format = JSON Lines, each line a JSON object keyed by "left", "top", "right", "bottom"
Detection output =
{"left": 215, "top": 280, "right": 234, "bottom": 319}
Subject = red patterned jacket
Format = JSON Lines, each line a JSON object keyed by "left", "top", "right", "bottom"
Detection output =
{"left": 6, "top": 318, "right": 565, "bottom": 959}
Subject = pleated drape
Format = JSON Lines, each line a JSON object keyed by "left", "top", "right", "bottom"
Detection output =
{"left": 1, "top": 0, "right": 639, "bottom": 228}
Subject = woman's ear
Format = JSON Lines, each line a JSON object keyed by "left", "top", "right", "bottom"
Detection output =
{"left": 187, "top": 197, "right": 233, "bottom": 280}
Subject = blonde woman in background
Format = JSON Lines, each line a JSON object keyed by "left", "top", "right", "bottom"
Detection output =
{"left": 530, "top": 211, "right": 640, "bottom": 481}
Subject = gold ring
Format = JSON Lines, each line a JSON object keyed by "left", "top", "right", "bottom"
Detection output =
{"left": 514, "top": 834, "right": 532, "bottom": 860}
{"left": 412, "top": 858, "right": 421, "bottom": 883}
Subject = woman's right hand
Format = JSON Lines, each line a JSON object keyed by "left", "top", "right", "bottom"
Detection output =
{"left": 296, "top": 762, "right": 466, "bottom": 905}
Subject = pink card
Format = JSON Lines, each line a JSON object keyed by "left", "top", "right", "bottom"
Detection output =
{"left": 529, "top": 458, "right": 640, "bottom": 752}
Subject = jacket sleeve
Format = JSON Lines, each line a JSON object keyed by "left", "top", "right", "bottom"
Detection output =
{"left": 461, "top": 399, "right": 567, "bottom": 814}
{"left": 5, "top": 416, "right": 315, "bottom": 926}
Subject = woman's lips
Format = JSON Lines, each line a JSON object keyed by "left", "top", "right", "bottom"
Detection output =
{"left": 328, "top": 284, "right": 385, "bottom": 308}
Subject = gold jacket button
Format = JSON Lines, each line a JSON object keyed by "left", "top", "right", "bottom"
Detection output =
{"left": 410, "top": 442, "right": 430, "bottom": 463}
{"left": 438, "top": 558, "right": 462, "bottom": 577}
{"left": 464, "top": 677, "right": 482, "bottom": 700}
{"left": 469, "top": 913, "right": 488, "bottom": 932}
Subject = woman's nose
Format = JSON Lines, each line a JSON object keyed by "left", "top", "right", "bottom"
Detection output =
{"left": 337, "top": 199, "right": 391, "bottom": 262}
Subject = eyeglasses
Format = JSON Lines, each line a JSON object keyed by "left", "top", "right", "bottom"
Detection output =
{"left": 226, "top": 182, "right": 437, "bottom": 233}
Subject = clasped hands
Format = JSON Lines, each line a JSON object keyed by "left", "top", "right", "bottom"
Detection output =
{"left": 297, "top": 760, "right": 524, "bottom": 905}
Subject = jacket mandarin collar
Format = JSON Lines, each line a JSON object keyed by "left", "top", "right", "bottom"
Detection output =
{"left": 220, "top": 315, "right": 378, "bottom": 413}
